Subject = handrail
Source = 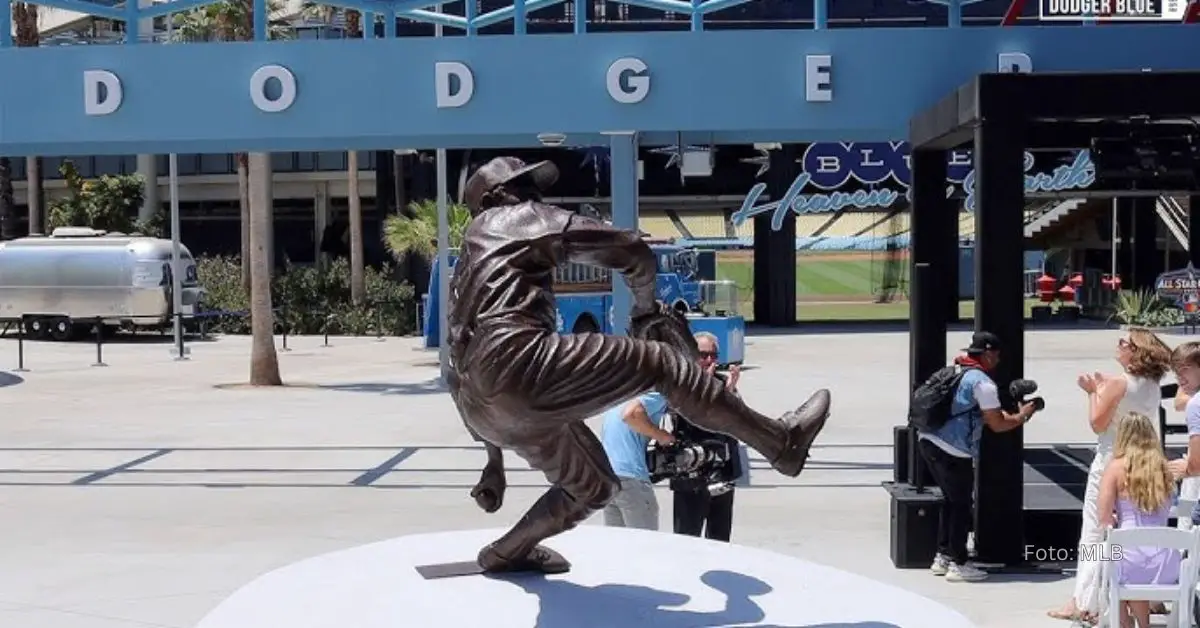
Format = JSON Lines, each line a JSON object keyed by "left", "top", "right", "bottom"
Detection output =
{"left": 1023, "top": 198, "right": 1088, "bottom": 239}
{"left": 1023, "top": 199, "right": 1062, "bottom": 226}
{"left": 1156, "top": 196, "right": 1189, "bottom": 251}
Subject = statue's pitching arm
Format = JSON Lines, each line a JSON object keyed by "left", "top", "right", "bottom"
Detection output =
{"left": 557, "top": 211, "right": 659, "bottom": 318}
{"left": 450, "top": 378, "right": 508, "bottom": 514}
{"left": 471, "top": 440, "right": 506, "bottom": 514}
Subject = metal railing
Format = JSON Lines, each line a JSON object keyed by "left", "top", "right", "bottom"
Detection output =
{"left": 1077, "top": 267, "right": 1119, "bottom": 315}
{"left": 556, "top": 261, "right": 611, "bottom": 285}
{"left": 1023, "top": 199, "right": 1063, "bottom": 226}
{"left": 2, "top": 302, "right": 416, "bottom": 371}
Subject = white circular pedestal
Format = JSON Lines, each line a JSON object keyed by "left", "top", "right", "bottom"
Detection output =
{"left": 196, "top": 526, "right": 975, "bottom": 628}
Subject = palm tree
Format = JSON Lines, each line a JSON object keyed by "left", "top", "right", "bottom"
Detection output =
{"left": 11, "top": 2, "right": 44, "bottom": 237}
{"left": 173, "top": 0, "right": 288, "bottom": 386}
{"left": 0, "top": 157, "right": 13, "bottom": 240}
{"left": 247, "top": 153, "right": 281, "bottom": 385}
{"left": 298, "top": 2, "right": 365, "bottom": 303}
{"left": 382, "top": 199, "right": 471, "bottom": 261}
{"left": 171, "top": 0, "right": 288, "bottom": 291}
{"left": 343, "top": 13, "right": 365, "bottom": 305}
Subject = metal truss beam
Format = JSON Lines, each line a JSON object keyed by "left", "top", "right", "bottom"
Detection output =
{"left": 0, "top": 0, "right": 1159, "bottom": 46}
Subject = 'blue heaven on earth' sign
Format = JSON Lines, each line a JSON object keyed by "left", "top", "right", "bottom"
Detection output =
{"left": 731, "top": 142, "right": 1096, "bottom": 231}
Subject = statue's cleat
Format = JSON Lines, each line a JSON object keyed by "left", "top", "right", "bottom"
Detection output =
{"left": 770, "top": 389, "right": 832, "bottom": 478}
{"left": 477, "top": 543, "right": 571, "bottom": 575}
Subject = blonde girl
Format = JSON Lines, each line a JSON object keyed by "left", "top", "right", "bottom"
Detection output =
{"left": 1096, "top": 412, "right": 1181, "bottom": 628}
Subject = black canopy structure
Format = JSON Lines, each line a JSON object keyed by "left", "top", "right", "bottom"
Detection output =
{"left": 902, "top": 70, "right": 1200, "bottom": 567}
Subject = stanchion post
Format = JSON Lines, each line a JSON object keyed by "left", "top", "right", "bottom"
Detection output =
{"left": 173, "top": 312, "right": 190, "bottom": 361}
{"left": 375, "top": 305, "right": 385, "bottom": 342}
{"left": 280, "top": 308, "right": 290, "bottom": 352}
{"left": 92, "top": 316, "right": 107, "bottom": 367}
{"left": 15, "top": 316, "right": 28, "bottom": 372}
{"left": 323, "top": 313, "right": 332, "bottom": 348}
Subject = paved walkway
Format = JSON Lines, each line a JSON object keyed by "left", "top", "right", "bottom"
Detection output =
{"left": 0, "top": 328, "right": 1186, "bottom": 627}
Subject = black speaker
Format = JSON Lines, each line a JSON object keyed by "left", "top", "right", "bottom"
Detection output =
{"left": 887, "top": 482, "right": 942, "bottom": 569}
{"left": 894, "top": 426, "right": 910, "bottom": 484}
{"left": 893, "top": 425, "right": 934, "bottom": 488}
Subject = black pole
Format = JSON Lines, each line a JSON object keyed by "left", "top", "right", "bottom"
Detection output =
{"left": 972, "top": 105, "right": 1027, "bottom": 567}
{"left": 1189, "top": 195, "right": 1200, "bottom": 269}
{"left": 1117, "top": 199, "right": 1134, "bottom": 287}
{"left": 15, "top": 316, "right": 27, "bottom": 372}
{"left": 280, "top": 308, "right": 290, "bottom": 352}
{"left": 908, "top": 147, "right": 951, "bottom": 492}
{"left": 92, "top": 316, "right": 107, "bottom": 367}
{"left": 174, "top": 312, "right": 187, "bottom": 361}
{"left": 1131, "top": 197, "right": 1160, "bottom": 290}
{"left": 753, "top": 145, "right": 800, "bottom": 326}
{"left": 323, "top": 313, "right": 332, "bottom": 347}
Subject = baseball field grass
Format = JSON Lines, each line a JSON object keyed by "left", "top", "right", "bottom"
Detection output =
{"left": 713, "top": 250, "right": 1038, "bottom": 321}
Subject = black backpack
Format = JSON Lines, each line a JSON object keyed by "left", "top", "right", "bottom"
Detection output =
{"left": 908, "top": 365, "right": 976, "bottom": 432}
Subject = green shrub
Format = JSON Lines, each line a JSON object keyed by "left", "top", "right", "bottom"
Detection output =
{"left": 47, "top": 160, "right": 164, "bottom": 237}
{"left": 195, "top": 255, "right": 417, "bottom": 336}
{"left": 1110, "top": 288, "right": 1185, "bottom": 328}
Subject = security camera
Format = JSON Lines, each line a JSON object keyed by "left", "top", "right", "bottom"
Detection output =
{"left": 537, "top": 133, "right": 567, "bottom": 147}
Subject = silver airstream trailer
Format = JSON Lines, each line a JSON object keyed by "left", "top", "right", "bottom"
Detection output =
{"left": 0, "top": 227, "right": 205, "bottom": 340}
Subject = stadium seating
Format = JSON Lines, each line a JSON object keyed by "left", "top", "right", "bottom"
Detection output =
{"left": 639, "top": 214, "right": 679, "bottom": 239}
{"left": 676, "top": 211, "right": 727, "bottom": 238}
{"left": 637, "top": 208, "right": 975, "bottom": 251}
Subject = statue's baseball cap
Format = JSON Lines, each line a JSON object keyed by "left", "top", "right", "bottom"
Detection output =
{"left": 963, "top": 331, "right": 1002, "bottom": 355}
{"left": 463, "top": 157, "right": 559, "bottom": 214}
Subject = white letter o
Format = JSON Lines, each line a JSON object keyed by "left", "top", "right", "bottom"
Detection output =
{"left": 249, "top": 65, "right": 297, "bottom": 113}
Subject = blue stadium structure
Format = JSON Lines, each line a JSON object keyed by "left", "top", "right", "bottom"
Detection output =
{"left": 0, "top": 0, "right": 1195, "bottom": 301}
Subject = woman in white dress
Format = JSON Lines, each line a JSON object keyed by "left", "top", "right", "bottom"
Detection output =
{"left": 1048, "top": 328, "right": 1172, "bottom": 624}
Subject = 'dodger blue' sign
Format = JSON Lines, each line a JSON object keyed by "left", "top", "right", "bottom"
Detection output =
{"left": 731, "top": 142, "right": 1096, "bottom": 231}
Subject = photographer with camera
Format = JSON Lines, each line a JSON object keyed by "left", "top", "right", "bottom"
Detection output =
{"left": 599, "top": 392, "right": 674, "bottom": 531}
{"left": 668, "top": 332, "right": 747, "bottom": 543}
{"left": 910, "top": 331, "right": 1038, "bottom": 583}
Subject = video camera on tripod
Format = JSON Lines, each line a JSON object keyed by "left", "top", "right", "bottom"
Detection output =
{"left": 646, "top": 435, "right": 737, "bottom": 496}
{"left": 1009, "top": 378, "right": 1046, "bottom": 413}
{"left": 645, "top": 371, "right": 742, "bottom": 496}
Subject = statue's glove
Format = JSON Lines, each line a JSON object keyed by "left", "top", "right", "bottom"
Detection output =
{"left": 630, "top": 301, "right": 699, "bottom": 357}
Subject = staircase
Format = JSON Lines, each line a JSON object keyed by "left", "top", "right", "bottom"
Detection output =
{"left": 1023, "top": 194, "right": 1191, "bottom": 252}
{"left": 1024, "top": 198, "right": 1088, "bottom": 239}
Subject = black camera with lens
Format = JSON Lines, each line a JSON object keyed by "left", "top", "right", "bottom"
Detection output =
{"left": 645, "top": 372, "right": 743, "bottom": 496}
{"left": 646, "top": 436, "right": 736, "bottom": 489}
{"left": 1009, "top": 378, "right": 1046, "bottom": 413}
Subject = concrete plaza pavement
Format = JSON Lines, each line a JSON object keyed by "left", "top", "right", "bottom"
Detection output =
{"left": 0, "top": 327, "right": 1184, "bottom": 627}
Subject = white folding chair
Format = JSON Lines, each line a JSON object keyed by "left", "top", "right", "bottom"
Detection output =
{"left": 1178, "top": 477, "right": 1200, "bottom": 532}
{"left": 1177, "top": 498, "right": 1198, "bottom": 531}
{"left": 1100, "top": 526, "right": 1200, "bottom": 628}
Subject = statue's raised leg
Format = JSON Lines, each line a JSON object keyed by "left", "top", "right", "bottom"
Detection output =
{"left": 496, "top": 331, "right": 832, "bottom": 476}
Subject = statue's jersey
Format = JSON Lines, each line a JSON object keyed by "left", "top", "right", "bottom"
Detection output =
{"left": 446, "top": 201, "right": 658, "bottom": 375}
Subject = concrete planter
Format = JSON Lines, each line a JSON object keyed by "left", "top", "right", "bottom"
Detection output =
{"left": 1119, "top": 324, "right": 1193, "bottom": 335}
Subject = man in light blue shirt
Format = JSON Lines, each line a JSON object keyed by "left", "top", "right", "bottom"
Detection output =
{"left": 600, "top": 391, "right": 674, "bottom": 530}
